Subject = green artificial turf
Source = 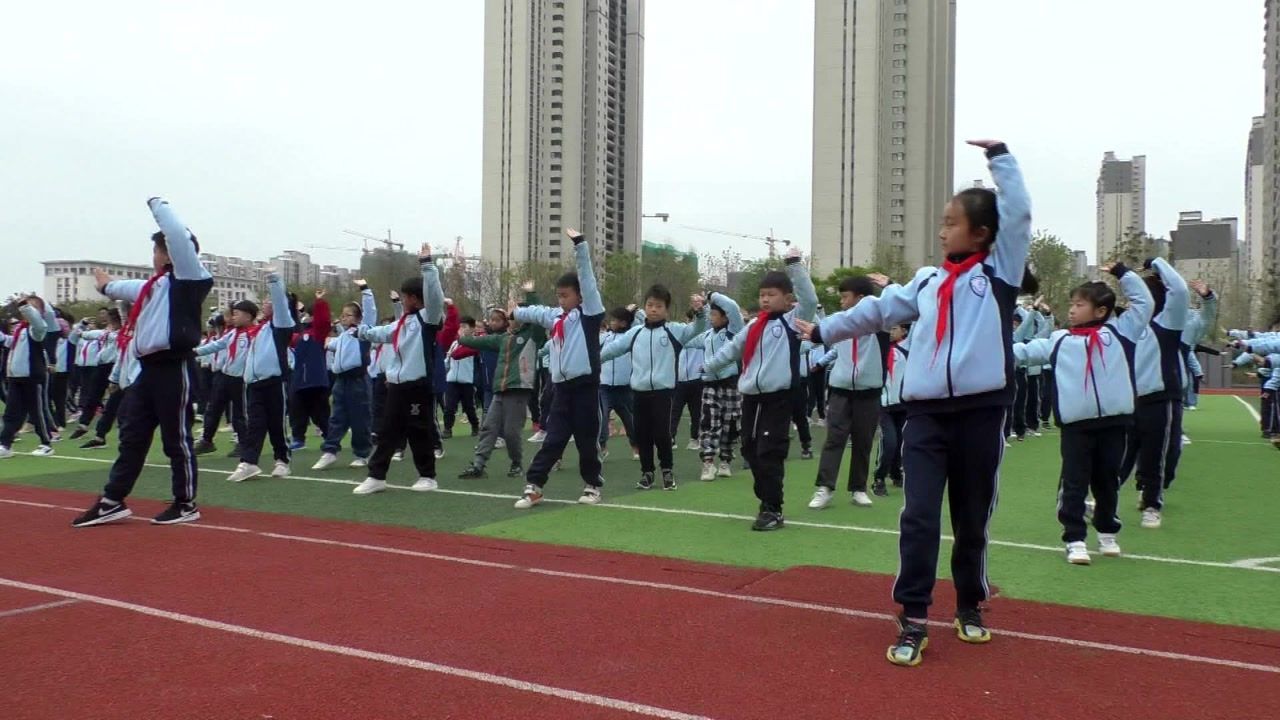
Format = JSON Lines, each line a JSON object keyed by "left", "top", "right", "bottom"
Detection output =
{"left": 3, "top": 395, "right": 1277, "bottom": 630}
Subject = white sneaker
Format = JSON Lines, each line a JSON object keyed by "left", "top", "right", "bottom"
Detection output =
{"left": 411, "top": 477, "right": 438, "bottom": 492}
{"left": 529, "top": 430, "right": 547, "bottom": 443}
{"left": 226, "top": 463, "right": 262, "bottom": 483}
{"left": 851, "top": 491, "right": 873, "bottom": 507}
{"left": 1181, "top": 434, "right": 1192, "bottom": 446}
{"left": 1098, "top": 533, "right": 1122, "bottom": 557}
{"left": 578, "top": 486, "right": 602, "bottom": 504}
{"left": 808, "top": 487, "right": 834, "bottom": 509}
{"left": 1032, "top": 431, "right": 1043, "bottom": 437}
{"left": 1186, "top": 405, "right": 1198, "bottom": 411}
{"left": 686, "top": 439, "right": 700, "bottom": 451}
{"left": 514, "top": 484, "right": 544, "bottom": 509}
{"left": 1004, "top": 440, "right": 1012, "bottom": 449}
{"left": 392, "top": 451, "right": 404, "bottom": 462}
{"left": 352, "top": 478, "right": 387, "bottom": 495}
{"left": 312, "top": 453, "right": 338, "bottom": 471}
{"left": 271, "top": 461, "right": 290, "bottom": 478}
{"left": 700, "top": 462, "right": 716, "bottom": 481}
{"left": 434, "top": 448, "right": 445, "bottom": 460}
{"left": 495, "top": 437, "right": 506, "bottom": 449}
{"left": 31, "top": 445, "right": 55, "bottom": 457}
{"left": 1007, "top": 433, "right": 1016, "bottom": 441}
{"left": 631, "top": 451, "right": 640, "bottom": 461}
{"left": 0, "top": 446, "right": 13, "bottom": 459}
{"left": 1066, "top": 541, "right": 1091, "bottom": 565}
{"left": 717, "top": 461, "right": 732, "bottom": 477}
{"left": 349, "top": 457, "right": 368, "bottom": 468}
{"left": 1140, "top": 509, "right": 1162, "bottom": 529}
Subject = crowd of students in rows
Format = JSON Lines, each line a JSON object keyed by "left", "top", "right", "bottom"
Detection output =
{"left": 0, "top": 142, "right": 1257, "bottom": 666}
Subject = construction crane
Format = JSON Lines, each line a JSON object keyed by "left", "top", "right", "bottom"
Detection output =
{"left": 343, "top": 228, "right": 405, "bottom": 254}
{"left": 305, "top": 244, "right": 363, "bottom": 253}
{"left": 679, "top": 225, "right": 793, "bottom": 259}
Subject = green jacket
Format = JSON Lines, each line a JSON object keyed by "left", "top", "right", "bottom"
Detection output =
{"left": 459, "top": 299, "right": 545, "bottom": 392}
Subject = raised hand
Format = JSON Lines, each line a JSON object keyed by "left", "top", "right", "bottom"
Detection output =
{"left": 444, "top": 297, "right": 454, "bottom": 307}
{"left": 1099, "top": 262, "right": 1115, "bottom": 275}
{"left": 521, "top": 280, "right": 535, "bottom": 292}
{"left": 355, "top": 278, "right": 368, "bottom": 289}
{"left": 966, "top": 139, "right": 1004, "bottom": 149}
{"left": 315, "top": 288, "right": 326, "bottom": 299}
{"left": 1189, "top": 279, "right": 1211, "bottom": 297}
{"left": 868, "top": 272, "right": 891, "bottom": 289}
{"left": 565, "top": 227, "right": 583, "bottom": 241}
{"left": 793, "top": 318, "right": 816, "bottom": 340}
{"left": 785, "top": 245, "right": 802, "bottom": 260}
{"left": 690, "top": 294, "right": 705, "bottom": 312}
{"left": 92, "top": 268, "right": 112, "bottom": 289}
{"left": 390, "top": 290, "right": 401, "bottom": 302}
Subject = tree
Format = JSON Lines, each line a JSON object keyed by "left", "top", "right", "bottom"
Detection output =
{"left": 1110, "top": 230, "right": 1167, "bottom": 268}
{"left": 731, "top": 257, "right": 785, "bottom": 309}
{"left": 872, "top": 245, "right": 914, "bottom": 288}
{"left": 601, "top": 251, "right": 641, "bottom": 311}
{"left": 359, "top": 249, "right": 420, "bottom": 321}
{"left": 1026, "top": 230, "right": 1079, "bottom": 315}
{"left": 813, "top": 265, "right": 881, "bottom": 312}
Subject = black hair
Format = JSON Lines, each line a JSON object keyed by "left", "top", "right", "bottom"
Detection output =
{"left": 1020, "top": 265, "right": 1039, "bottom": 295}
{"left": 609, "top": 307, "right": 633, "bottom": 324}
{"left": 759, "top": 271, "right": 794, "bottom": 294}
{"left": 899, "top": 322, "right": 912, "bottom": 334}
{"left": 952, "top": 188, "right": 999, "bottom": 247}
{"left": 644, "top": 284, "right": 672, "bottom": 309}
{"left": 1143, "top": 275, "right": 1168, "bottom": 317}
{"left": 343, "top": 302, "right": 363, "bottom": 321}
{"left": 838, "top": 276, "right": 875, "bottom": 297}
{"left": 152, "top": 230, "right": 200, "bottom": 255}
{"left": 106, "top": 308, "right": 122, "bottom": 326}
{"left": 460, "top": 315, "right": 476, "bottom": 327}
{"left": 1071, "top": 281, "right": 1118, "bottom": 317}
{"left": 400, "top": 276, "right": 424, "bottom": 302}
{"left": 556, "top": 272, "right": 581, "bottom": 296}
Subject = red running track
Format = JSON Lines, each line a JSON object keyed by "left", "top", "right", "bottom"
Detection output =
{"left": 2, "top": 485, "right": 1278, "bottom": 720}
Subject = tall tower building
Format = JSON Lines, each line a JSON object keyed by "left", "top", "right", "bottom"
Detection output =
{"left": 1095, "top": 151, "right": 1147, "bottom": 264}
{"left": 1263, "top": 1, "right": 1280, "bottom": 316}
{"left": 1246, "top": 116, "right": 1266, "bottom": 323}
{"left": 811, "top": 0, "right": 956, "bottom": 275}
{"left": 481, "top": 0, "right": 644, "bottom": 270}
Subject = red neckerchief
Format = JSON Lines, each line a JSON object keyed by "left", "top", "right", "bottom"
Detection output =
{"left": 932, "top": 253, "right": 988, "bottom": 363}
{"left": 117, "top": 272, "right": 165, "bottom": 352}
{"left": 228, "top": 323, "right": 267, "bottom": 361}
{"left": 887, "top": 342, "right": 897, "bottom": 378}
{"left": 743, "top": 312, "right": 780, "bottom": 369}
{"left": 14, "top": 322, "right": 28, "bottom": 341}
{"left": 551, "top": 310, "right": 571, "bottom": 346}
{"left": 390, "top": 314, "right": 410, "bottom": 352}
{"left": 851, "top": 336, "right": 859, "bottom": 370}
{"left": 1069, "top": 324, "right": 1107, "bottom": 391}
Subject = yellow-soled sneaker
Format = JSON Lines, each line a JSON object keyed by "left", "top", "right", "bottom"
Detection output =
{"left": 887, "top": 615, "right": 929, "bottom": 667}
{"left": 954, "top": 608, "right": 992, "bottom": 644}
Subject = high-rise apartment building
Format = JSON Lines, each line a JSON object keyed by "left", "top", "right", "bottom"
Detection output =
{"left": 481, "top": 0, "right": 644, "bottom": 270}
{"left": 1095, "top": 152, "right": 1147, "bottom": 264}
{"left": 811, "top": 0, "right": 956, "bottom": 275}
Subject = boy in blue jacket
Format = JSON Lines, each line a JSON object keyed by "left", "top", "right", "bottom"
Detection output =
{"left": 689, "top": 291, "right": 744, "bottom": 481}
{"left": 0, "top": 295, "right": 57, "bottom": 458}
{"left": 703, "top": 247, "right": 818, "bottom": 531}
{"left": 798, "top": 140, "right": 1030, "bottom": 666}
{"left": 511, "top": 228, "right": 607, "bottom": 508}
{"left": 599, "top": 286, "right": 707, "bottom": 490}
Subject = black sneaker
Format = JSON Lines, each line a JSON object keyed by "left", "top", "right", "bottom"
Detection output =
{"left": 80, "top": 437, "right": 107, "bottom": 450}
{"left": 887, "top": 615, "right": 929, "bottom": 666}
{"left": 152, "top": 501, "right": 201, "bottom": 525}
{"left": 800, "top": 447, "right": 814, "bottom": 460}
{"left": 471, "top": 427, "right": 479, "bottom": 437}
{"left": 751, "top": 511, "right": 784, "bottom": 531}
{"left": 506, "top": 464, "right": 524, "bottom": 478}
{"left": 68, "top": 426, "right": 89, "bottom": 440}
{"left": 441, "top": 428, "right": 453, "bottom": 440}
{"left": 662, "top": 470, "right": 677, "bottom": 491}
{"left": 872, "top": 478, "right": 888, "bottom": 497}
{"left": 954, "top": 607, "right": 992, "bottom": 644}
{"left": 193, "top": 439, "right": 217, "bottom": 455}
{"left": 71, "top": 497, "right": 132, "bottom": 528}
{"left": 637, "top": 472, "right": 654, "bottom": 490}
{"left": 225, "top": 444, "right": 243, "bottom": 459}
{"left": 458, "top": 465, "right": 487, "bottom": 479}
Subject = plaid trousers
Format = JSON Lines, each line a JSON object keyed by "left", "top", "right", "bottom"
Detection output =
{"left": 699, "top": 381, "right": 742, "bottom": 462}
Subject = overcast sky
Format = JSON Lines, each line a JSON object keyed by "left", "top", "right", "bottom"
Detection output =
{"left": 0, "top": 0, "right": 1264, "bottom": 294}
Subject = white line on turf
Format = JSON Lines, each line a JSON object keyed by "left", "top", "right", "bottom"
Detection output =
{"left": 1, "top": 498, "right": 1278, "bottom": 675}
{"left": 1234, "top": 395, "right": 1263, "bottom": 423}
{"left": 0, "top": 577, "right": 714, "bottom": 720}
{"left": 23, "top": 454, "right": 1280, "bottom": 575}
{"left": 0, "top": 598, "right": 78, "bottom": 619}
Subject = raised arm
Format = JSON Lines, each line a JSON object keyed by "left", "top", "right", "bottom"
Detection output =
{"left": 708, "top": 291, "right": 745, "bottom": 333}
{"left": 419, "top": 247, "right": 445, "bottom": 325}
{"left": 17, "top": 303, "right": 48, "bottom": 341}
{"left": 311, "top": 293, "right": 331, "bottom": 335}
{"left": 358, "top": 285, "right": 377, "bottom": 329}
{"left": 703, "top": 321, "right": 748, "bottom": 374}
{"left": 1148, "top": 257, "right": 1188, "bottom": 331}
{"left": 599, "top": 325, "right": 641, "bottom": 362}
{"left": 194, "top": 332, "right": 232, "bottom": 357}
{"left": 810, "top": 267, "right": 928, "bottom": 345}
{"left": 1109, "top": 263, "right": 1155, "bottom": 341}
{"left": 786, "top": 252, "right": 818, "bottom": 323}
{"left": 569, "top": 230, "right": 604, "bottom": 316}
{"left": 267, "top": 273, "right": 295, "bottom": 329}
{"left": 673, "top": 299, "right": 709, "bottom": 342}
{"left": 358, "top": 321, "right": 396, "bottom": 345}
{"left": 513, "top": 305, "right": 559, "bottom": 330}
{"left": 1013, "top": 307, "right": 1036, "bottom": 343}
{"left": 1012, "top": 338, "right": 1053, "bottom": 367}
{"left": 148, "top": 197, "right": 211, "bottom": 281}
{"left": 976, "top": 143, "right": 1032, "bottom": 285}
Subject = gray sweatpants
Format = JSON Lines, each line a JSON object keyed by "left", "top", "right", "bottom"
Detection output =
{"left": 473, "top": 389, "right": 531, "bottom": 469}
{"left": 815, "top": 389, "right": 881, "bottom": 492}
